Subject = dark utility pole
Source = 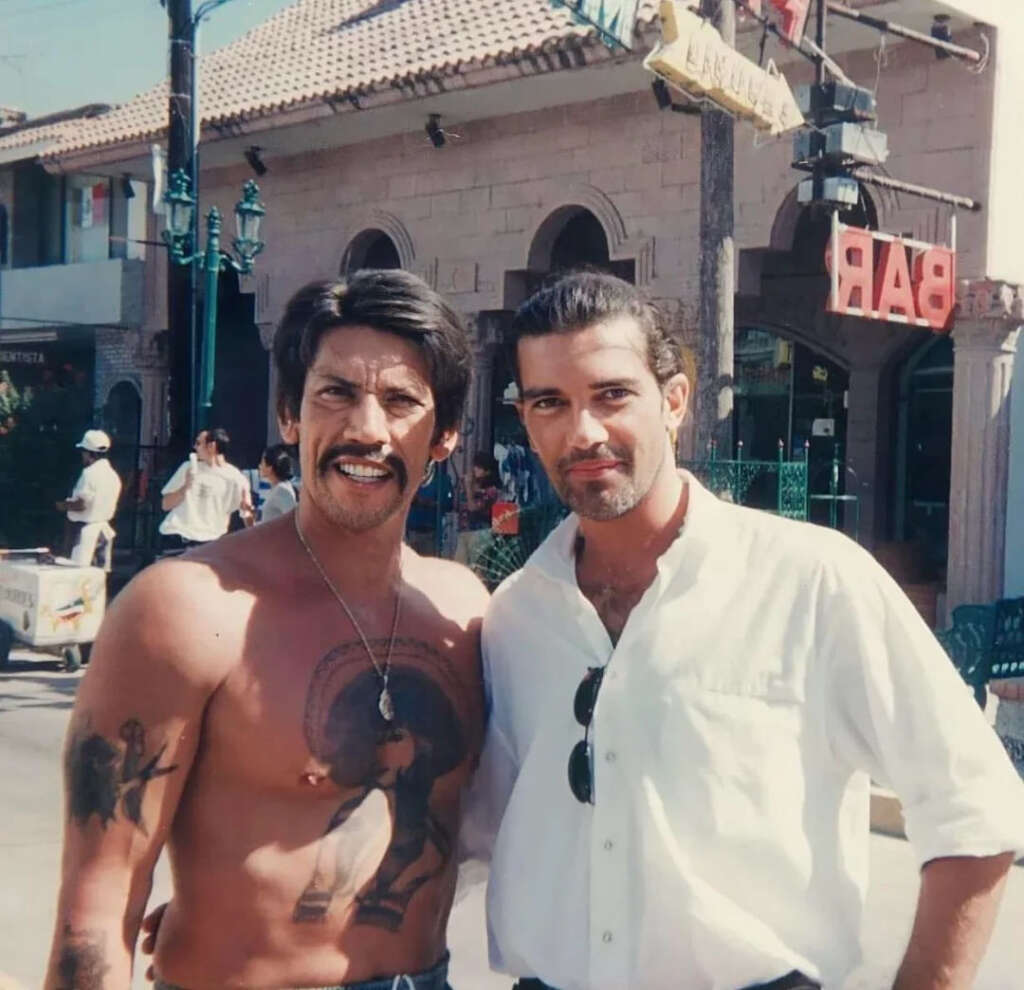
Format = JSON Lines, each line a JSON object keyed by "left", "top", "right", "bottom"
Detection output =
{"left": 166, "top": 0, "right": 195, "bottom": 454}
{"left": 697, "top": 0, "right": 735, "bottom": 458}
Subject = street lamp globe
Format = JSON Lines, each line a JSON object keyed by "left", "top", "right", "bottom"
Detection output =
{"left": 233, "top": 179, "right": 266, "bottom": 270}
{"left": 163, "top": 169, "right": 196, "bottom": 244}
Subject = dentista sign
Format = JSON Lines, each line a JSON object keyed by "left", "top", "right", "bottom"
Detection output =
{"left": 825, "top": 223, "right": 956, "bottom": 332}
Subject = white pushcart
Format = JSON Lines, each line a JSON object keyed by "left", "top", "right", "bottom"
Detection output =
{"left": 0, "top": 550, "right": 107, "bottom": 671}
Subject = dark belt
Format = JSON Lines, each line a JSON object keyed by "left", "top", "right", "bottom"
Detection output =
{"left": 513, "top": 971, "right": 821, "bottom": 990}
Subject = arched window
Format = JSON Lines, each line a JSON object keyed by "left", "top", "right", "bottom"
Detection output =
{"left": 342, "top": 228, "right": 401, "bottom": 273}
{"left": 529, "top": 206, "right": 634, "bottom": 283}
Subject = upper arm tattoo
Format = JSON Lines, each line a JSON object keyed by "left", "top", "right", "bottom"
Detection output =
{"left": 65, "top": 716, "right": 179, "bottom": 833}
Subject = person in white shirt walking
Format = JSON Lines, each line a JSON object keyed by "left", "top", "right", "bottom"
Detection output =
{"left": 159, "top": 426, "right": 254, "bottom": 552}
{"left": 462, "top": 271, "right": 1024, "bottom": 990}
{"left": 56, "top": 428, "right": 122, "bottom": 569}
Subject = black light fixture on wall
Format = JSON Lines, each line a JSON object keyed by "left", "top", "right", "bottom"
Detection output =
{"left": 425, "top": 113, "right": 446, "bottom": 148}
{"left": 244, "top": 145, "right": 268, "bottom": 176}
{"left": 121, "top": 174, "right": 135, "bottom": 199}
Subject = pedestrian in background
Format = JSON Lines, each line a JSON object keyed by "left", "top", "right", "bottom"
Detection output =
{"left": 454, "top": 450, "right": 500, "bottom": 565}
{"left": 158, "top": 427, "right": 253, "bottom": 553}
{"left": 56, "top": 429, "right": 121, "bottom": 570}
{"left": 258, "top": 442, "right": 298, "bottom": 522}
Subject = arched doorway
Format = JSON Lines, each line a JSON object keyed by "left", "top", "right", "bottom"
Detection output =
{"left": 202, "top": 269, "right": 268, "bottom": 469}
{"left": 103, "top": 380, "right": 141, "bottom": 470}
{"left": 892, "top": 334, "right": 953, "bottom": 580}
{"left": 341, "top": 228, "right": 401, "bottom": 273}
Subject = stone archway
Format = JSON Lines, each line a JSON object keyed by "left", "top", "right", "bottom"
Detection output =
{"left": 342, "top": 228, "right": 402, "bottom": 272}
{"left": 339, "top": 209, "right": 415, "bottom": 272}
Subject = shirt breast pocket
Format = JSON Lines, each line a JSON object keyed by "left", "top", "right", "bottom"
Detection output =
{"left": 655, "top": 675, "right": 809, "bottom": 842}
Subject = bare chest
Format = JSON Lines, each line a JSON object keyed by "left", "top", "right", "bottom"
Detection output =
{"left": 201, "top": 611, "right": 484, "bottom": 799}
{"left": 578, "top": 579, "right": 650, "bottom": 645}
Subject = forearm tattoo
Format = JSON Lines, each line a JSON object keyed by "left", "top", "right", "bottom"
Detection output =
{"left": 65, "top": 716, "right": 179, "bottom": 832}
{"left": 55, "top": 925, "right": 109, "bottom": 990}
{"left": 294, "top": 636, "right": 482, "bottom": 931}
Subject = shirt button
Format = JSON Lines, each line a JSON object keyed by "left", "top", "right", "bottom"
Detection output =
{"left": 605, "top": 750, "right": 617, "bottom": 763}
{"left": 603, "top": 839, "right": 614, "bottom": 851}
{"left": 602, "top": 931, "right": 614, "bottom": 943}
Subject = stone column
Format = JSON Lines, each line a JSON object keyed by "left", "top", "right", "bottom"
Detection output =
{"left": 946, "top": 279, "right": 1023, "bottom": 614}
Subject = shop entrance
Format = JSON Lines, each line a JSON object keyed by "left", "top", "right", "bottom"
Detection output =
{"left": 734, "top": 326, "right": 851, "bottom": 525}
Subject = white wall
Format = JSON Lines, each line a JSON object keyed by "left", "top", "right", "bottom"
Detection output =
{"left": 0, "top": 258, "right": 144, "bottom": 329}
{"left": 1006, "top": 341, "right": 1024, "bottom": 596}
{"left": 948, "top": 0, "right": 1024, "bottom": 284}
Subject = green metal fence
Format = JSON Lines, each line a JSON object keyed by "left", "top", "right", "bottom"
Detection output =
{"left": 681, "top": 440, "right": 809, "bottom": 521}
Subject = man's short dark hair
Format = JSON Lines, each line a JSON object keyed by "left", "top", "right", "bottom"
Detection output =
{"left": 262, "top": 442, "right": 295, "bottom": 481}
{"left": 273, "top": 270, "right": 472, "bottom": 438}
{"left": 508, "top": 271, "right": 683, "bottom": 386}
{"left": 207, "top": 426, "right": 231, "bottom": 458}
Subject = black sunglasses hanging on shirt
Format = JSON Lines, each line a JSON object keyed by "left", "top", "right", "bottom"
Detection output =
{"left": 568, "top": 665, "right": 606, "bottom": 804}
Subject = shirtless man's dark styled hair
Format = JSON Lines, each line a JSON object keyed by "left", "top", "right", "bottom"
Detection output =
{"left": 273, "top": 270, "right": 473, "bottom": 437}
{"left": 508, "top": 270, "right": 683, "bottom": 387}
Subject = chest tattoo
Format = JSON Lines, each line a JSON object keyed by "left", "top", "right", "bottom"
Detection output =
{"left": 294, "top": 636, "right": 482, "bottom": 931}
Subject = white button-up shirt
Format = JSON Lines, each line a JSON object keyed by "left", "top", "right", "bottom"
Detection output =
{"left": 461, "top": 475, "right": 1024, "bottom": 990}
{"left": 67, "top": 457, "right": 121, "bottom": 523}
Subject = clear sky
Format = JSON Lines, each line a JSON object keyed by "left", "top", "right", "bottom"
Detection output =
{"left": 0, "top": 0, "right": 296, "bottom": 120}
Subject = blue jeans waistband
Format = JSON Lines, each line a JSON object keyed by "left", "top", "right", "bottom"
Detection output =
{"left": 155, "top": 950, "right": 451, "bottom": 990}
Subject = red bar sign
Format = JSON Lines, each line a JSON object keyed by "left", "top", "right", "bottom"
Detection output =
{"left": 744, "top": 0, "right": 811, "bottom": 45}
{"left": 825, "top": 225, "right": 955, "bottom": 332}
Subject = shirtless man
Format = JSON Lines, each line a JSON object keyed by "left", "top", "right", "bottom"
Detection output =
{"left": 46, "top": 270, "right": 487, "bottom": 990}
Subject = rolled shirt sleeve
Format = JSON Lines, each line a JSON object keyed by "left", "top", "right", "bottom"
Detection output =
{"left": 822, "top": 543, "right": 1024, "bottom": 866}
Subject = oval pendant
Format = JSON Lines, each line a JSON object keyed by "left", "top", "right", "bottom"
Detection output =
{"left": 378, "top": 687, "right": 395, "bottom": 722}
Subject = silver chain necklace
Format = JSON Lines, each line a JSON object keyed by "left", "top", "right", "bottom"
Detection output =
{"left": 293, "top": 512, "right": 402, "bottom": 721}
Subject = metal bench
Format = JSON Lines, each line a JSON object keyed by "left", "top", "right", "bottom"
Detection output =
{"left": 934, "top": 597, "right": 1024, "bottom": 707}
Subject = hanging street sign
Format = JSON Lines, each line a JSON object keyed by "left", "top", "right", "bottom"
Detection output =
{"left": 825, "top": 218, "right": 956, "bottom": 332}
{"left": 643, "top": 1, "right": 805, "bottom": 136}
{"left": 551, "top": 0, "right": 642, "bottom": 50}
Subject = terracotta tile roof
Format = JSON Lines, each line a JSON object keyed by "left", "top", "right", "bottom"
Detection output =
{"left": 5, "top": 0, "right": 658, "bottom": 161}
{"left": 0, "top": 104, "right": 111, "bottom": 158}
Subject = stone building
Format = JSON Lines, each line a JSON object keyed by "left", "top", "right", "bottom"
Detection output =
{"left": 0, "top": 0, "right": 1021, "bottom": 617}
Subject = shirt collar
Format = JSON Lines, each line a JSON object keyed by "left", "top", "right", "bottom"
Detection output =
{"left": 525, "top": 470, "right": 722, "bottom": 591}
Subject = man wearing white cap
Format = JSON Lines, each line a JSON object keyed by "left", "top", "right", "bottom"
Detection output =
{"left": 56, "top": 429, "right": 123, "bottom": 569}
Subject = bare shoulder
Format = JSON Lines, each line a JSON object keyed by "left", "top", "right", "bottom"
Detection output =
{"left": 88, "top": 546, "right": 252, "bottom": 692}
{"left": 403, "top": 551, "right": 490, "bottom": 630}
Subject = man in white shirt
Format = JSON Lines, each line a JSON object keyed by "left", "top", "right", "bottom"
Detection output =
{"left": 56, "top": 428, "right": 122, "bottom": 569}
{"left": 462, "top": 272, "right": 1024, "bottom": 990}
{"left": 159, "top": 426, "right": 254, "bottom": 551}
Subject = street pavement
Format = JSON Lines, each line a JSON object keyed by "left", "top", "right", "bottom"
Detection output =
{"left": 2, "top": 650, "right": 1022, "bottom": 989}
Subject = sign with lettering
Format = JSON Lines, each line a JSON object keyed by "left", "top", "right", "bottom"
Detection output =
{"left": 551, "top": 0, "right": 641, "bottom": 49}
{"left": 644, "top": 1, "right": 804, "bottom": 136}
{"left": 825, "top": 222, "right": 956, "bottom": 332}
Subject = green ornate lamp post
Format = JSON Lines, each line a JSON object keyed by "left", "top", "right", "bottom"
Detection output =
{"left": 162, "top": 169, "right": 266, "bottom": 430}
